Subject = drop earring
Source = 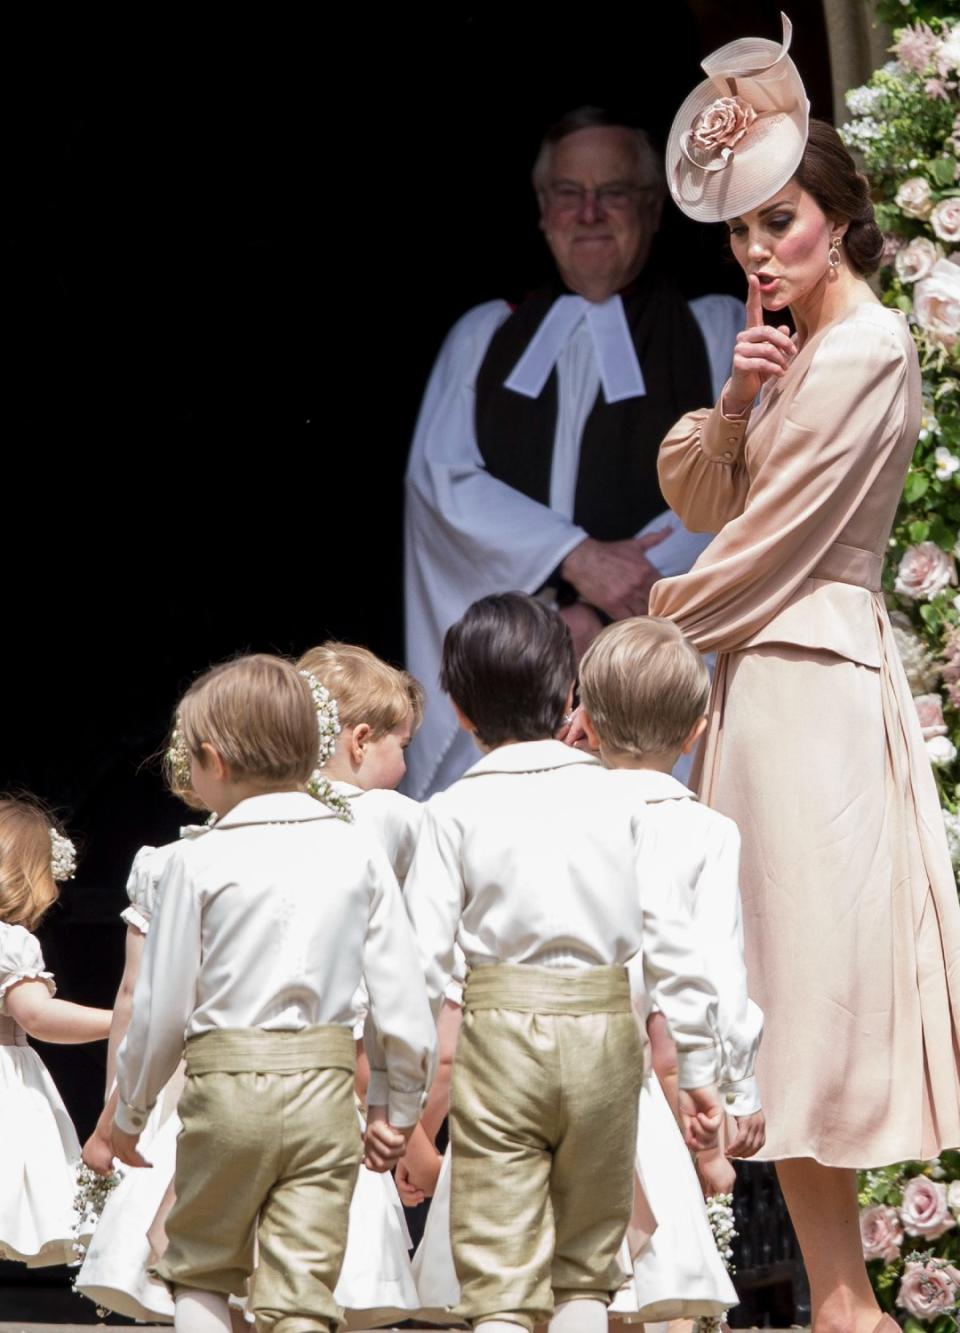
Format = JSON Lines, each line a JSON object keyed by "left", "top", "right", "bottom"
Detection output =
{"left": 828, "top": 239, "right": 842, "bottom": 270}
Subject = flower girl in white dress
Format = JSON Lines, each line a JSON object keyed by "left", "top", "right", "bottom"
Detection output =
{"left": 0, "top": 796, "right": 111, "bottom": 1267}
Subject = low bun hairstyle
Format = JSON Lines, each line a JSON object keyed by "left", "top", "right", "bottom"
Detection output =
{"left": 794, "top": 119, "right": 884, "bottom": 276}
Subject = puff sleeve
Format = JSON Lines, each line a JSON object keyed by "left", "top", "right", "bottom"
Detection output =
{"left": 0, "top": 924, "right": 56, "bottom": 1012}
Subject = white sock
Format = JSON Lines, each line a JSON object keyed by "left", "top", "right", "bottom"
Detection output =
{"left": 174, "top": 1288, "right": 234, "bottom": 1333}
{"left": 547, "top": 1298, "right": 608, "bottom": 1333}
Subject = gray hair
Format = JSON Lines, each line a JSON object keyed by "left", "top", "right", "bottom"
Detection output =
{"left": 531, "top": 106, "right": 665, "bottom": 195}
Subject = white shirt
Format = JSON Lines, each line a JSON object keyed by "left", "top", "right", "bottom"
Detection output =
{"left": 612, "top": 770, "right": 764, "bottom": 1116}
{"left": 115, "top": 792, "right": 436, "bottom": 1132}
{"left": 403, "top": 294, "right": 743, "bottom": 800}
{"left": 404, "top": 740, "right": 720, "bottom": 1089}
{"left": 328, "top": 781, "right": 423, "bottom": 886}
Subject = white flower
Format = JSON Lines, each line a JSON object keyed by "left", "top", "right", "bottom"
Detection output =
{"left": 927, "top": 735, "right": 958, "bottom": 766}
{"left": 914, "top": 259, "right": 960, "bottom": 349}
{"left": 896, "top": 237, "right": 943, "bottom": 285}
{"left": 896, "top": 177, "right": 935, "bottom": 219}
{"left": 895, "top": 541, "right": 957, "bottom": 600}
{"left": 845, "top": 85, "right": 883, "bottom": 117}
{"left": 935, "top": 446, "right": 960, "bottom": 480}
{"left": 944, "top": 811, "right": 960, "bottom": 870}
{"left": 938, "top": 24, "right": 960, "bottom": 76}
{"left": 49, "top": 829, "right": 76, "bottom": 881}
{"left": 932, "top": 198, "right": 960, "bottom": 246}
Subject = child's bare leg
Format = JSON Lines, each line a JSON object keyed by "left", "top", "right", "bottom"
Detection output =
{"left": 548, "top": 1297, "right": 608, "bottom": 1333}
{"left": 174, "top": 1287, "right": 233, "bottom": 1332}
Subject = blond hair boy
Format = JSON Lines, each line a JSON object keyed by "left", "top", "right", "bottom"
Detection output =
{"left": 579, "top": 617, "right": 765, "bottom": 1168}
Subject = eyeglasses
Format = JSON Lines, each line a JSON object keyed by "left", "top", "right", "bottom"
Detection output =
{"left": 543, "top": 182, "right": 653, "bottom": 213}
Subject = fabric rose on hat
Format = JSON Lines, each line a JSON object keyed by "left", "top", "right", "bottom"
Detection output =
{"left": 896, "top": 237, "right": 943, "bottom": 284}
{"left": 932, "top": 198, "right": 960, "bottom": 246}
{"left": 894, "top": 541, "right": 957, "bottom": 601}
{"left": 896, "top": 176, "right": 935, "bottom": 219}
{"left": 901, "top": 1175, "right": 956, "bottom": 1238}
{"left": 690, "top": 96, "right": 757, "bottom": 156}
{"left": 859, "top": 1204, "right": 904, "bottom": 1263}
{"left": 914, "top": 693, "right": 949, "bottom": 739}
{"left": 897, "top": 1259, "right": 959, "bottom": 1320}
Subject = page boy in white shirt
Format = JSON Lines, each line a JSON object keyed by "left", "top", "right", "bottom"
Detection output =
{"left": 403, "top": 593, "right": 724, "bottom": 1333}
{"left": 577, "top": 616, "right": 766, "bottom": 1190}
{"left": 111, "top": 654, "right": 436, "bottom": 1333}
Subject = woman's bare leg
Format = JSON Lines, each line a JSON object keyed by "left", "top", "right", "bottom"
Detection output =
{"left": 776, "top": 1159, "right": 879, "bottom": 1333}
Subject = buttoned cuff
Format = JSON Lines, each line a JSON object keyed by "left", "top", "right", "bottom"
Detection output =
{"left": 720, "top": 1075, "right": 761, "bottom": 1117}
{"left": 366, "top": 1071, "right": 427, "bottom": 1129}
{"left": 700, "top": 393, "right": 750, "bottom": 463}
{"left": 115, "top": 1099, "right": 150, "bottom": 1135}
{"left": 677, "top": 1045, "right": 720, "bottom": 1090}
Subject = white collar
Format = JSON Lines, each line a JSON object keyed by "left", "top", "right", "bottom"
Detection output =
{"left": 504, "top": 294, "right": 646, "bottom": 404}
{"left": 194, "top": 791, "right": 341, "bottom": 834}
{"left": 328, "top": 779, "right": 364, "bottom": 799}
{"left": 461, "top": 739, "right": 602, "bottom": 780}
{"left": 608, "top": 769, "right": 695, "bottom": 803}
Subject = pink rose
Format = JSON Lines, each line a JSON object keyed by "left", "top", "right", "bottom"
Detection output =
{"left": 895, "top": 542, "right": 957, "bottom": 601}
{"left": 897, "top": 1259, "right": 958, "bottom": 1320}
{"left": 860, "top": 1205, "right": 904, "bottom": 1262}
{"left": 690, "top": 96, "right": 757, "bottom": 155}
{"left": 932, "top": 198, "right": 960, "bottom": 246}
{"left": 914, "top": 259, "right": 960, "bottom": 349}
{"left": 897, "top": 176, "right": 935, "bottom": 219}
{"left": 896, "top": 237, "right": 943, "bottom": 284}
{"left": 882, "top": 233, "right": 906, "bottom": 267}
{"left": 914, "top": 693, "right": 948, "bottom": 739}
{"left": 901, "top": 1175, "right": 956, "bottom": 1239}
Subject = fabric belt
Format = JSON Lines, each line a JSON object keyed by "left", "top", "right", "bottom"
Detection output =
{"left": 184, "top": 1024, "right": 356, "bottom": 1075}
{"left": 810, "top": 541, "right": 882, "bottom": 592}
{"left": 0, "top": 1016, "right": 27, "bottom": 1047}
{"left": 463, "top": 963, "right": 632, "bottom": 1014}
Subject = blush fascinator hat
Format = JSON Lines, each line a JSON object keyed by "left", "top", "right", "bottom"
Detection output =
{"left": 666, "top": 12, "right": 810, "bottom": 223}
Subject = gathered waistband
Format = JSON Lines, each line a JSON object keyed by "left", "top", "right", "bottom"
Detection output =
{"left": 184, "top": 1024, "right": 356, "bottom": 1075}
{"left": 0, "top": 1016, "right": 27, "bottom": 1047}
{"left": 463, "top": 963, "right": 632, "bottom": 1014}
{"left": 809, "top": 542, "right": 882, "bottom": 592}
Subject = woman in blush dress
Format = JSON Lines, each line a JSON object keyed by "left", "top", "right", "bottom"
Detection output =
{"left": 641, "top": 17, "right": 960, "bottom": 1333}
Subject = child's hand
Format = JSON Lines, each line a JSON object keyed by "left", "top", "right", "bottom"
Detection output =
{"left": 726, "top": 1109, "right": 766, "bottom": 1158}
{"left": 364, "top": 1105, "right": 413, "bottom": 1173}
{"left": 398, "top": 1125, "right": 443, "bottom": 1201}
{"left": 679, "top": 1084, "right": 723, "bottom": 1152}
{"left": 110, "top": 1125, "right": 151, "bottom": 1169}
{"left": 695, "top": 1146, "right": 736, "bottom": 1199}
{"left": 81, "top": 1128, "right": 116, "bottom": 1176}
{"left": 395, "top": 1158, "right": 426, "bottom": 1207}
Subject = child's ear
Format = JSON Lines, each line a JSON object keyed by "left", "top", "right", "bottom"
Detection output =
{"left": 348, "top": 723, "right": 372, "bottom": 764}
{"left": 681, "top": 715, "right": 708, "bottom": 755}
{"left": 199, "top": 741, "right": 229, "bottom": 781}
{"left": 579, "top": 708, "right": 603, "bottom": 754}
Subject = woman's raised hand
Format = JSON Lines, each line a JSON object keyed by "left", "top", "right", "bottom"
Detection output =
{"left": 725, "top": 275, "right": 796, "bottom": 415}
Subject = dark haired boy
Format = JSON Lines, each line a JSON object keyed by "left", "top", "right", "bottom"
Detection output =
{"left": 404, "top": 592, "right": 723, "bottom": 1333}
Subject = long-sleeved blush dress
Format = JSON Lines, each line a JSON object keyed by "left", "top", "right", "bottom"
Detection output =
{"left": 648, "top": 302, "right": 960, "bottom": 1167}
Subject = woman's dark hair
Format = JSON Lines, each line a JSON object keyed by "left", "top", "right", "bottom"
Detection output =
{"left": 440, "top": 592, "right": 576, "bottom": 748}
{"left": 795, "top": 118, "right": 884, "bottom": 276}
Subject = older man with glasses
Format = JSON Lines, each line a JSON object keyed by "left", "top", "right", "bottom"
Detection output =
{"left": 404, "top": 106, "right": 742, "bottom": 800}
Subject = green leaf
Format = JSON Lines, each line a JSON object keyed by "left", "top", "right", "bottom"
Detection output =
{"left": 909, "top": 519, "right": 931, "bottom": 543}
{"left": 929, "top": 157, "right": 957, "bottom": 187}
{"left": 905, "top": 472, "right": 930, "bottom": 503}
{"left": 920, "top": 602, "right": 943, "bottom": 631}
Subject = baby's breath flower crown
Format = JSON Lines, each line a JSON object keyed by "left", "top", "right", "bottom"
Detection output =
{"left": 300, "top": 671, "right": 353, "bottom": 822}
{"left": 49, "top": 828, "right": 77, "bottom": 881}
{"left": 166, "top": 723, "right": 191, "bottom": 793}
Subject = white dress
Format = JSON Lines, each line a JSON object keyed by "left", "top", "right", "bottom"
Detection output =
{"left": 0, "top": 922, "right": 82, "bottom": 1267}
{"left": 79, "top": 830, "right": 424, "bottom": 1327}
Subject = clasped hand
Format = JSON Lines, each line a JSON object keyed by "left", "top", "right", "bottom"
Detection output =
{"left": 363, "top": 1105, "right": 414, "bottom": 1173}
